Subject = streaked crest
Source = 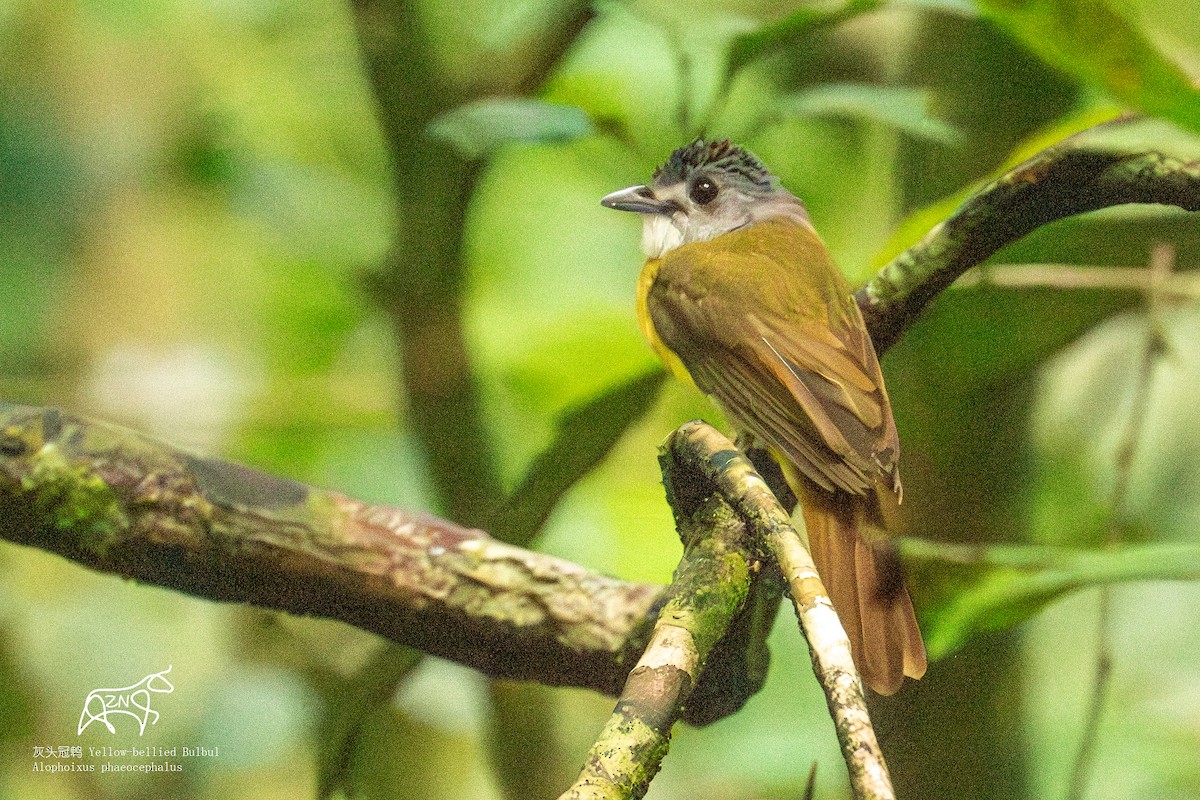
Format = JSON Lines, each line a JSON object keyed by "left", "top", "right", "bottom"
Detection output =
{"left": 653, "top": 139, "right": 777, "bottom": 195}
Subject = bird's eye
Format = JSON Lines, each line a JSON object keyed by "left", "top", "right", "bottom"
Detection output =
{"left": 689, "top": 178, "right": 718, "bottom": 205}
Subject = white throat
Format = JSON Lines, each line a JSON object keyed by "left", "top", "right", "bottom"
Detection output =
{"left": 641, "top": 214, "right": 685, "bottom": 259}
{"left": 639, "top": 195, "right": 812, "bottom": 259}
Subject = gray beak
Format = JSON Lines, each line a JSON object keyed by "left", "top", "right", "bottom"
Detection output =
{"left": 601, "top": 185, "right": 665, "bottom": 214}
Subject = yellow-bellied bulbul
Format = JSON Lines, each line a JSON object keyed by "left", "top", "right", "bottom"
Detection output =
{"left": 602, "top": 139, "right": 926, "bottom": 694}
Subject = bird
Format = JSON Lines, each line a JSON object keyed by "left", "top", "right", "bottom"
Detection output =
{"left": 601, "top": 138, "right": 926, "bottom": 694}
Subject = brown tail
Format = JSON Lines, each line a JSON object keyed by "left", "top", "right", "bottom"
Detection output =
{"left": 798, "top": 485, "right": 927, "bottom": 695}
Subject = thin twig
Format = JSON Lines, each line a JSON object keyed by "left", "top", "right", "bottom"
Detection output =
{"left": 768, "top": 514, "right": 894, "bottom": 800}
{"left": 955, "top": 262, "right": 1200, "bottom": 298}
{"left": 1066, "top": 589, "right": 1114, "bottom": 800}
{"left": 1065, "top": 243, "right": 1173, "bottom": 800}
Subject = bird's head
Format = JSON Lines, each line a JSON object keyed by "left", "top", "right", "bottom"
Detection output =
{"left": 601, "top": 139, "right": 810, "bottom": 258}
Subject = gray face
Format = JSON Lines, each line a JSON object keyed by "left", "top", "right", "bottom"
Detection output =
{"left": 601, "top": 139, "right": 810, "bottom": 258}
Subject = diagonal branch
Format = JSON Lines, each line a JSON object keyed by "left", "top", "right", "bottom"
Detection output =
{"left": 559, "top": 481, "right": 761, "bottom": 800}
{"left": 665, "top": 422, "right": 893, "bottom": 800}
{"left": 858, "top": 116, "right": 1200, "bottom": 354}
{"left": 561, "top": 421, "right": 895, "bottom": 800}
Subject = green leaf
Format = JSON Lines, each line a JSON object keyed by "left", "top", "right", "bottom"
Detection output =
{"left": 726, "top": 0, "right": 883, "bottom": 76}
{"left": 782, "top": 83, "right": 963, "bottom": 144}
{"left": 859, "top": 112, "right": 1200, "bottom": 355}
{"left": 427, "top": 98, "right": 593, "bottom": 160}
{"left": 490, "top": 368, "right": 667, "bottom": 547}
{"left": 1071, "top": 113, "right": 1200, "bottom": 160}
{"left": 869, "top": 104, "right": 1123, "bottom": 268}
{"left": 974, "top": 0, "right": 1200, "bottom": 135}
{"left": 901, "top": 538, "right": 1200, "bottom": 659}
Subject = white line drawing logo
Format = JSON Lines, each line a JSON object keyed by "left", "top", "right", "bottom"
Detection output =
{"left": 77, "top": 667, "right": 174, "bottom": 736}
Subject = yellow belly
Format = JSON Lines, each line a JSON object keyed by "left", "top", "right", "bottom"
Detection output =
{"left": 637, "top": 258, "right": 695, "bottom": 388}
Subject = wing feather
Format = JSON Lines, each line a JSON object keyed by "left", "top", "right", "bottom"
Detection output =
{"left": 647, "top": 218, "right": 899, "bottom": 497}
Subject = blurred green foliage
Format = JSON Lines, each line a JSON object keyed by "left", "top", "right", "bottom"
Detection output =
{"left": 1, "top": 0, "right": 1199, "bottom": 799}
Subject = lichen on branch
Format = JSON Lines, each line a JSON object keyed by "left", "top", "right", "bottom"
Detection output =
{"left": 0, "top": 403, "right": 656, "bottom": 695}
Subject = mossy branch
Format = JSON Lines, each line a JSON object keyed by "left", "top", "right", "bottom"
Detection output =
{"left": 664, "top": 423, "right": 894, "bottom": 800}
{"left": 0, "top": 403, "right": 652, "bottom": 693}
{"left": 3, "top": 114, "right": 1199, "bottom": 799}
{"left": 559, "top": 493, "right": 758, "bottom": 800}
{"left": 562, "top": 422, "right": 892, "bottom": 800}
{"left": 858, "top": 115, "right": 1200, "bottom": 354}
{"left": 0, "top": 402, "right": 777, "bottom": 726}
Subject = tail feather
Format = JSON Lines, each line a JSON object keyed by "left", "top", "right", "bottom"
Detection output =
{"left": 799, "top": 487, "right": 927, "bottom": 695}
{"left": 854, "top": 537, "right": 905, "bottom": 693}
{"left": 898, "top": 587, "right": 927, "bottom": 680}
{"left": 808, "top": 517, "right": 863, "bottom": 672}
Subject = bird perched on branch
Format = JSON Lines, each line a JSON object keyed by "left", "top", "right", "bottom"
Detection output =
{"left": 602, "top": 139, "right": 926, "bottom": 694}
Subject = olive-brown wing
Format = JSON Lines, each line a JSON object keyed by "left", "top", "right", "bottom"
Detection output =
{"left": 646, "top": 221, "right": 899, "bottom": 497}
